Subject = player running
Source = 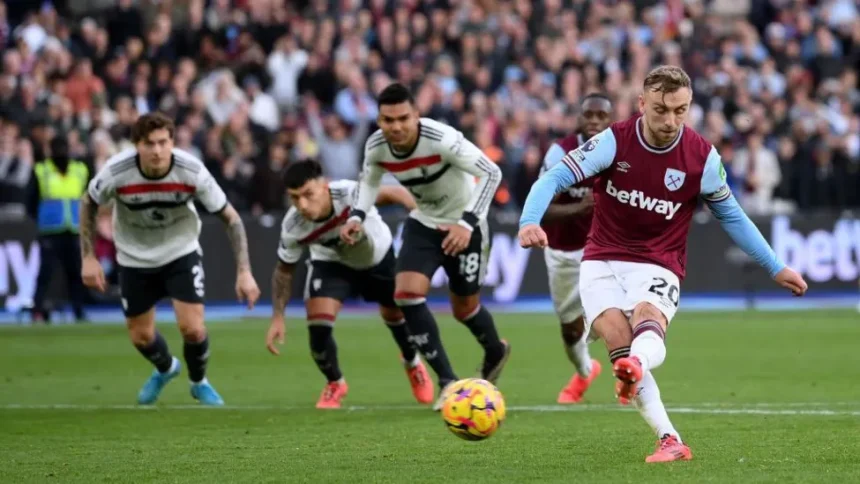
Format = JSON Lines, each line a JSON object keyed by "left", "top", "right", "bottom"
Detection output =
{"left": 540, "top": 93, "right": 613, "bottom": 404}
{"left": 518, "top": 66, "right": 807, "bottom": 462}
{"left": 341, "top": 83, "right": 510, "bottom": 410}
{"left": 80, "top": 112, "right": 261, "bottom": 406}
{"left": 265, "top": 160, "right": 434, "bottom": 409}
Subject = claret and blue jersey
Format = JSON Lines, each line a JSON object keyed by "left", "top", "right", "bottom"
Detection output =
{"left": 520, "top": 115, "right": 784, "bottom": 281}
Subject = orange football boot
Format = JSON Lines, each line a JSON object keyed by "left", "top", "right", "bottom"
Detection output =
{"left": 612, "top": 356, "right": 643, "bottom": 404}
{"left": 403, "top": 357, "right": 434, "bottom": 404}
{"left": 645, "top": 434, "right": 693, "bottom": 463}
{"left": 316, "top": 380, "right": 349, "bottom": 409}
{"left": 557, "top": 360, "right": 602, "bottom": 404}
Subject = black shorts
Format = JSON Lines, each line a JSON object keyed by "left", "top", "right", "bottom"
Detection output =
{"left": 396, "top": 218, "right": 489, "bottom": 296}
{"left": 304, "top": 249, "right": 397, "bottom": 308}
{"left": 118, "top": 250, "right": 205, "bottom": 318}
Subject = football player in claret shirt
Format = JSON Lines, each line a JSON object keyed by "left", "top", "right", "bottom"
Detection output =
{"left": 519, "top": 66, "right": 807, "bottom": 463}
{"left": 539, "top": 93, "right": 614, "bottom": 404}
{"left": 341, "top": 83, "right": 510, "bottom": 410}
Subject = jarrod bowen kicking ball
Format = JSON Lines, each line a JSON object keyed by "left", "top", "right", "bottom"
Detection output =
{"left": 441, "top": 378, "right": 506, "bottom": 441}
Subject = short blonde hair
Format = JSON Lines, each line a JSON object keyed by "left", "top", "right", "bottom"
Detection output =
{"left": 643, "top": 65, "right": 691, "bottom": 94}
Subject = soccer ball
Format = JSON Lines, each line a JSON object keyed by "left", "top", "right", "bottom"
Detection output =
{"left": 441, "top": 378, "right": 506, "bottom": 441}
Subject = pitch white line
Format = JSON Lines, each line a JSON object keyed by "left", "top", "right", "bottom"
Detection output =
{"left": 1, "top": 403, "right": 859, "bottom": 416}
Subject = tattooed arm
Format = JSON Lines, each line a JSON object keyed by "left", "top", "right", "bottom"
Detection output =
{"left": 79, "top": 194, "right": 106, "bottom": 292}
{"left": 271, "top": 261, "right": 295, "bottom": 320}
{"left": 217, "top": 204, "right": 260, "bottom": 307}
{"left": 218, "top": 204, "right": 251, "bottom": 272}
{"left": 80, "top": 194, "right": 98, "bottom": 259}
{"left": 266, "top": 260, "right": 295, "bottom": 355}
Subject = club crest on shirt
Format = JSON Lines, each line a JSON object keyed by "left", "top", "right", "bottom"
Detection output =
{"left": 582, "top": 137, "right": 599, "bottom": 152}
{"left": 663, "top": 168, "right": 686, "bottom": 192}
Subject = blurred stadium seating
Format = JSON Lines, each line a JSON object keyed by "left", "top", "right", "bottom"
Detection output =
{"left": 1, "top": 0, "right": 859, "bottom": 317}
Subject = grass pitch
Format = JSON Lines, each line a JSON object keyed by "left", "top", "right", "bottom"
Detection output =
{"left": 1, "top": 310, "right": 859, "bottom": 483}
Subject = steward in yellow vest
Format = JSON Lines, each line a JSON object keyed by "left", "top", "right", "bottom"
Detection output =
{"left": 29, "top": 137, "right": 90, "bottom": 323}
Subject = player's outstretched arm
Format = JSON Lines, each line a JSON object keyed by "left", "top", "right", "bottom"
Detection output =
{"left": 217, "top": 204, "right": 261, "bottom": 308}
{"left": 376, "top": 185, "right": 417, "bottom": 211}
{"left": 267, "top": 260, "right": 295, "bottom": 356}
{"left": 517, "top": 162, "right": 575, "bottom": 248}
{"left": 519, "top": 129, "right": 616, "bottom": 247}
{"left": 707, "top": 196, "right": 807, "bottom": 296}
{"left": 79, "top": 193, "right": 106, "bottom": 293}
{"left": 701, "top": 147, "right": 807, "bottom": 296}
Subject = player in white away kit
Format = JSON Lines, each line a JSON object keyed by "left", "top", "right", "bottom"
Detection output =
{"left": 265, "top": 160, "right": 434, "bottom": 409}
{"left": 80, "top": 113, "right": 261, "bottom": 406}
{"left": 341, "top": 83, "right": 511, "bottom": 410}
{"left": 519, "top": 66, "right": 807, "bottom": 462}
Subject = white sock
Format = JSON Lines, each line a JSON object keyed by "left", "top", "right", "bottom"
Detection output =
{"left": 634, "top": 371, "right": 680, "bottom": 442}
{"left": 406, "top": 353, "right": 421, "bottom": 368}
{"left": 566, "top": 338, "right": 593, "bottom": 378}
{"left": 162, "top": 357, "right": 179, "bottom": 375}
{"left": 630, "top": 323, "right": 666, "bottom": 373}
{"left": 191, "top": 376, "right": 209, "bottom": 386}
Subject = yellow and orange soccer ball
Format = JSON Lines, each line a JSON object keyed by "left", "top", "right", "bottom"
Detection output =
{"left": 440, "top": 378, "right": 506, "bottom": 441}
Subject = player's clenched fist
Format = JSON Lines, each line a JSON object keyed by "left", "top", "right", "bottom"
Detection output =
{"left": 518, "top": 224, "right": 548, "bottom": 249}
{"left": 340, "top": 220, "right": 363, "bottom": 245}
{"left": 81, "top": 256, "right": 106, "bottom": 293}
{"left": 774, "top": 267, "right": 808, "bottom": 297}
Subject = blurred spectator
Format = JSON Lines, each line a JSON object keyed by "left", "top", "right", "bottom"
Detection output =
{"left": 733, "top": 132, "right": 782, "bottom": 215}
{"left": 305, "top": 95, "right": 368, "bottom": 182}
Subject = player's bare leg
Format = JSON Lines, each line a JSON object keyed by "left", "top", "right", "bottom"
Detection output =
{"left": 129, "top": 307, "right": 180, "bottom": 404}
{"left": 557, "top": 316, "right": 601, "bottom": 403}
{"left": 379, "top": 305, "right": 434, "bottom": 404}
{"left": 394, "top": 271, "right": 459, "bottom": 410}
{"left": 305, "top": 297, "right": 348, "bottom": 409}
{"left": 591, "top": 309, "right": 636, "bottom": 403}
{"left": 450, "top": 293, "right": 510, "bottom": 384}
{"left": 174, "top": 300, "right": 223, "bottom": 406}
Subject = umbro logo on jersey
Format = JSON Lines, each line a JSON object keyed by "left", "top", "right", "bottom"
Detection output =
{"left": 617, "top": 161, "right": 630, "bottom": 173}
{"left": 605, "top": 180, "right": 681, "bottom": 220}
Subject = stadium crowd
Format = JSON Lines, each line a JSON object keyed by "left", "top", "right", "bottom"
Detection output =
{"left": 0, "top": 0, "right": 859, "bottom": 219}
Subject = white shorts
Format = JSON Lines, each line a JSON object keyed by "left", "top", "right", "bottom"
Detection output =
{"left": 543, "top": 247, "right": 584, "bottom": 323}
{"left": 579, "top": 260, "right": 681, "bottom": 339}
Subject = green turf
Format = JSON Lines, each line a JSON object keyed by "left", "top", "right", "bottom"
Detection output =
{"left": 1, "top": 310, "right": 859, "bottom": 483}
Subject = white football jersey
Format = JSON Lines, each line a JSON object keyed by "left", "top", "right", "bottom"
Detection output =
{"left": 354, "top": 118, "right": 502, "bottom": 229}
{"left": 87, "top": 148, "right": 228, "bottom": 268}
{"left": 277, "top": 180, "right": 392, "bottom": 270}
